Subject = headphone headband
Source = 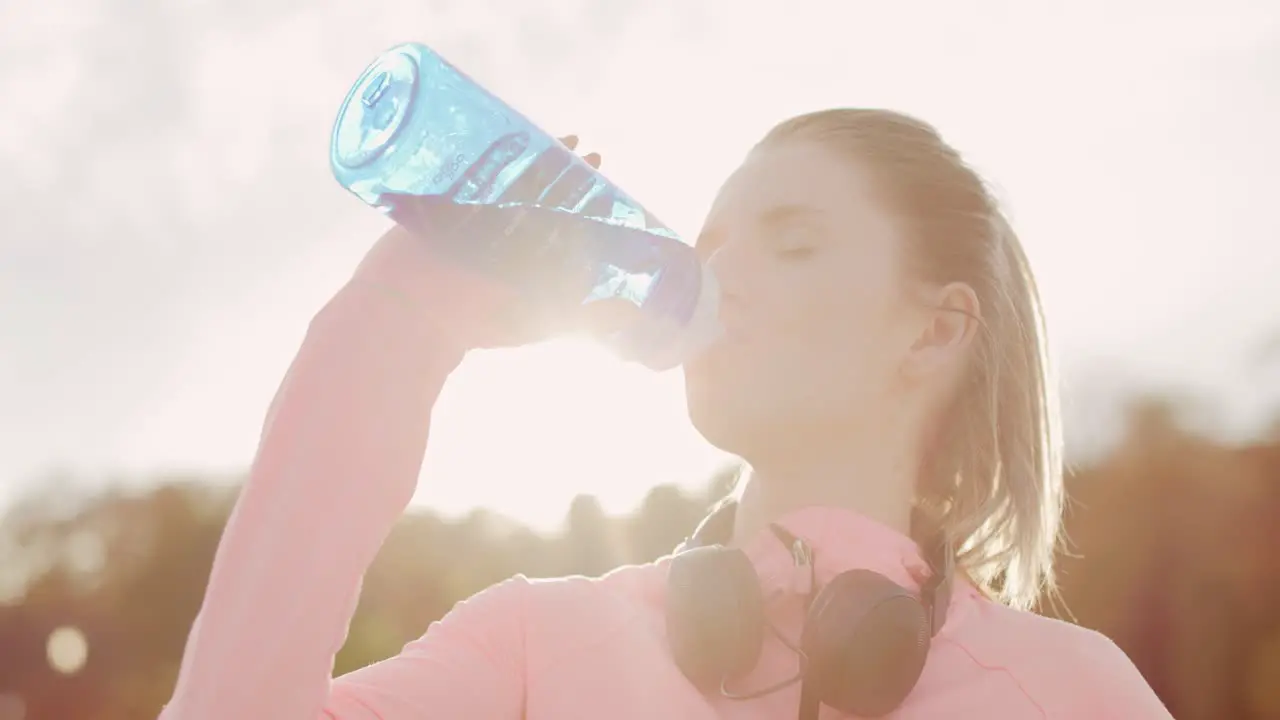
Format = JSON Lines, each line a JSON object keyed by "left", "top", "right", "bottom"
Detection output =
{"left": 681, "top": 499, "right": 737, "bottom": 550}
{"left": 679, "top": 502, "right": 953, "bottom": 637}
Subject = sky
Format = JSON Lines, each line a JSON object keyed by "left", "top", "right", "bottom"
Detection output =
{"left": 1, "top": 0, "right": 1278, "bottom": 531}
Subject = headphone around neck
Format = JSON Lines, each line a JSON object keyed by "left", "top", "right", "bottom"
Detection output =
{"left": 664, "top": 502, "right": 953, "bottom": 718}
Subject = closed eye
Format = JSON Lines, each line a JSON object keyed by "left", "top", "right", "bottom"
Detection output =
{"left": 769, "top": 225, "right": 822, "bottom": 260}
{"left": 760, "top": 204, "right": 826, "bottom": 260}
{"left": 776, "top": 245, "right": 815, "bottom": 260}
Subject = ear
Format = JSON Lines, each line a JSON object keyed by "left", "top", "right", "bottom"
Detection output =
{"left": 902, "top": 282, "right": 980, "bottom": 380}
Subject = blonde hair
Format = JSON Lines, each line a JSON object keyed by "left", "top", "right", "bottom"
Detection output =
{"left": 759, "top": 109, "right": 1065, "bottom": 610}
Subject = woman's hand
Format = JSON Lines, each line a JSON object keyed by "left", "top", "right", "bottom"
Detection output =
{"left": 360, "top": 134, "right": 636, "bottom": 350}
{"left": 559, "top": 134, "right": 602, "bottom": 169}
{"left": 490, "top": 135, "right": 638, "bottom": 347}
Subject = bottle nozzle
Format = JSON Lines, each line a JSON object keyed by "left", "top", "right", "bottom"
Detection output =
{"left": 681, "top": 262, "right": 724, "bottom": 360}
{"left": 636, "top": 263, "right": 722, "bottom": 372}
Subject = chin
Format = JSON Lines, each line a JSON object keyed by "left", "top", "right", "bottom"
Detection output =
{"left": 684, "top": 352, "right": 782, "bottom": 453}
{"left": 685, "top": 384, "right": 757, "bottom": 454}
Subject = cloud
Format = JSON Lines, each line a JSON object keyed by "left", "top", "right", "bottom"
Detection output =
{"left": 0, "top": 0, "right": 700, "bottom": 487}
{"left": 1, "top": 0, "right": 1277, "bottom": 513}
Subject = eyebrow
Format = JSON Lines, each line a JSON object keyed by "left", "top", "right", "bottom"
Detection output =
{"left": 695, "top": 203, "right": 825, "bottom": 250}
{"left": 759, "top": 203, "right": 825, "bottom": 228}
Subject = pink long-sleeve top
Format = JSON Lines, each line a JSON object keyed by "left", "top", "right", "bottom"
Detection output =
{"left": 160, "top": 230, "right": 1173, "bottom": 719}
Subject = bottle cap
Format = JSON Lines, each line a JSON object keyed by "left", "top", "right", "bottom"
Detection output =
{"left": 332, "top": 49, "right": 419, "bottom": 169}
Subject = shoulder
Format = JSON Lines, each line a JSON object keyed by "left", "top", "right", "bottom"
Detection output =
{"left": 468, "top": 559, "right": 664, "bottom": 607}
{"left": 946, "top": 595, "right": 1172, "bottom": 718}
{"left": 486, "top": 561, "right": 668, "bottom": 657}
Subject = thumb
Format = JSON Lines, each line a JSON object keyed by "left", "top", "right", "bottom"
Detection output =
{"left": 575, "top": 298, "right": 643, "bottom": 337}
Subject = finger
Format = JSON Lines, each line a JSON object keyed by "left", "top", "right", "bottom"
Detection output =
{"left": 577, "top": 298, "right": 641, "bottom": 336}
{"left": 584, "top": 152, "right": 602, "bottom": 169}
{"left": 560, "top": 135, "right": 579, "bottom": 150}
{"left": 476, "top": 304, "right": 544, "bottom": 349}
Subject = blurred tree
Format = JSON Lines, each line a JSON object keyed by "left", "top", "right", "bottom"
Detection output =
{"left": 626, "top": 484, "right": 706, "bottom": 561}
{"left": 564, "top": 494, "right": 621, "bottom": 576}
{"left": 1, "top": 401, "right": 1277, "bottom": 718}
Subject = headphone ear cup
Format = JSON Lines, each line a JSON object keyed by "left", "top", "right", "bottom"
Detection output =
{"left": 800, "top": 569, "right": 932, "bottom": 718}
{"left": 665, "top": 546, "right": 766, "bottom": 690}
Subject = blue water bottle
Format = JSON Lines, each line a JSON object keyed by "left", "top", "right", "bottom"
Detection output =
{"left": 329, "top": 42, "right": 720, "bottom": 370}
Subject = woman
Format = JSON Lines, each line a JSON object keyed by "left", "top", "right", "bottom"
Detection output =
{"left": 161, "top": 110, "right": 1171, "bottom": 718}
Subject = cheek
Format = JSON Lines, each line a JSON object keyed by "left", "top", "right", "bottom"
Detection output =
{"left": 788, "top": 296, "right": 899, "bottom": 403}
{"left": 745, "top": 263, "right": 903, "bottom": 402}
{"left": 776, "top": 253, "right": 898, "bottom": 344}
{"left": 683, "top": 246, "right": 908, "bottom": 429}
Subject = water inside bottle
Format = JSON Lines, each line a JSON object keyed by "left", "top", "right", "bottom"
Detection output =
{"left": 372, "top": 130, "right": 702, "bottom": 333}
{"left": 382, "top": 196, "right": 702, "bottom": 332}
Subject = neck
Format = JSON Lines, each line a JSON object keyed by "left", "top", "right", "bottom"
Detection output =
{"left": 729, "top": 429, "right": 920, "bottom": 548}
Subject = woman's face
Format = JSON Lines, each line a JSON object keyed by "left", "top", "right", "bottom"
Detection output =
{"left": 684, "top": 140, "right": 925, "bottom": 454}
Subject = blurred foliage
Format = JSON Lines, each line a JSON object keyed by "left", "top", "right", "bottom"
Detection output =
{"left": 1, "top": 403, "right": 1278, "bottom": 719}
